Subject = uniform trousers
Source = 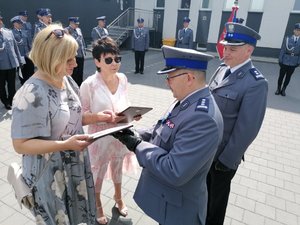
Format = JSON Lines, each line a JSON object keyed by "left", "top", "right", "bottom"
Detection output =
{"left": 19, "top": 56, "right": 35, "bottom": 85}
{"left": 278, "top": 63, "right": 297, "bottom": 89}
{"left": 134, "top": 51, "right": 145, "bottom": 73}
{"left": 71, "top": 57, "right": 84, "bottom": 87}
{"left": 206, "top": 161, "right": 237, "bottom": 225}
{"left": 0, "top": 68, "right": 16, "bottom": 106}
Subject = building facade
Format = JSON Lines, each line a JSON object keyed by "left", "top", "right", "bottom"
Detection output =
{"left": 1, "top": 0, "right": 300, "bottom": 57}
{"left": 136, "top": 0, "right": 300, "bottom": 57}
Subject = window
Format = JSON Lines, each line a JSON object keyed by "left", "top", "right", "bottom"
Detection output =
{"left": 181, "top": 0, "right": 191, "bottom": 9}
{"left": 250, "top": 0, "right": 264, "bottom": 11}
{"left": 156, "top": 0, "right": 165, "bottom": 8}
{"left": 202, "top": 0, "right": 212, "bottom": 9}
{"left": 294, "top": 0, "right": 300, "bottom": 11}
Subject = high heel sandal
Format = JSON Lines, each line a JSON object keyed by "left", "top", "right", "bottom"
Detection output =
{"left": 113, "top": 196, "right": 128, "bottom": 217}
{"left": 96, "top": 206, "right": 108, "bottom": 224}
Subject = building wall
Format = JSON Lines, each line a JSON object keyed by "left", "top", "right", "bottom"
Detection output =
{"left": 258, "top": 0, "right": 294, "bottom": 48}
{"left": 0, "top": 0, "right": 134, "bottom": 42}
{"left": 1, "top": 0, "right": 300, "bottom": 56}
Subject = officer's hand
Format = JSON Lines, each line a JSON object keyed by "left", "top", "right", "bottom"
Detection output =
{"left": 215, "top": 160, "right": 231, "bottom": 172}
{"left": 112, "top": 128, "right": 142, "bottom": 152}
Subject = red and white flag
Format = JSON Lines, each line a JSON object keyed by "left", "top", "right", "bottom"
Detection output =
{"left": 216, "top": 1, "right": 239, "bottom": 60}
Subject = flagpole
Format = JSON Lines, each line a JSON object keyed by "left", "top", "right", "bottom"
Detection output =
{"left": 216, "top": 0, "right": 239, "bottom": 59}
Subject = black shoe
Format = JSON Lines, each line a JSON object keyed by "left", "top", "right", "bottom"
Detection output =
{"left": 134, "top": 71, "right": 139, "bottom": 74}
{"left": 140, "top": 71, "right": 144, "bottom": 74}
{"left": 281, "top": 90, "right": 286, "bottom": 96}
{"left": 275, "top": 89, "right": 281, "bottom": 95}
{"left": 4, "top": 104, "right": 12, "bottom": 110}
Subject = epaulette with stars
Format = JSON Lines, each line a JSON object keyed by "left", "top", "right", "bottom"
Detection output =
{"left": 249, "top": 68, "right": 265, "bottom": 80}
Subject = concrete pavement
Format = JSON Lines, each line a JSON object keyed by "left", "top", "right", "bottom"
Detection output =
{"left": 0, "top": 50, "right": 300, "bottom": 225}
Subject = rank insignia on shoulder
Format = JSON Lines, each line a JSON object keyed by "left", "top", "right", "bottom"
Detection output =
{"left": 195, "top": 98, "right": 209, "bottom": 112}
{"left": 250, "top": 68, "right": 264, "bottom": 80}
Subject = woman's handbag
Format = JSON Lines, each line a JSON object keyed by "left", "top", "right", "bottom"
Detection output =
{"left": 7, "top": 162, "right": 34, "bottom": 209}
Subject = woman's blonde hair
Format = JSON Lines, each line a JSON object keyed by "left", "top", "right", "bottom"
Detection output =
{"left": 29, "top": 24, "right": 78, "bottom": 79}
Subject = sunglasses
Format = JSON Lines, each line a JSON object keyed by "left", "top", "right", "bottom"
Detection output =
{"left": 103, "top": 56, "right": 122, "bottom": 64}
{"left": 44, "top": 29, "right": 66, "bottom": 41}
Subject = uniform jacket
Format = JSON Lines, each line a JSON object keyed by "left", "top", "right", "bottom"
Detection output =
{"left": 176, "top": 27, "right": 193, "bottom": 49}
{"left": 12, "top": 28, "right": 31, "bottom": 57}
{"left": 0, "top": 28, "right": 23, "bottom": 70}
{"left": 132, "top": 27, "right": 149, "bottom": 51}
{"left": 279, "top": 35, "right": 300, "bottom": 66}
{"left": 65, "top": 26, "right": 86, "bottom": 58}
{"left": 91, "top": 26, "right": 108, "bottom": 41}
{"left": 34, "top": 20, "right": 47, "bottom": 36}
{"left": 22, "top": 21, "right": 33, "bottom": 45}
{"left": 209, "top": 61, "right": 268, "bottom": 170}
{"left": 134, "top": 87, "right": 223, "bottom": 225}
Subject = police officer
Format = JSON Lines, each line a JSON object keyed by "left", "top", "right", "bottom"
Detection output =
{"left": 65, "top": 17, "right": 86, "bottom": 86}
{"left": 0, "top": 15, "right": 24, "bottom": 110}
{"left": 132, "top": 18, "right": 149, "bottom": 74}
{"left": 91, "top": 16, "right": 109, "bottom": 41}
{"left": 207, "top": 22, "right": 268, "bottom": 225}
{"left": 34, "top": 8, "right": 52, "bottom": 36}
{"left": 276, "top": 23, "right": 300, "bottom": 96}
{"left": 112, "top": 45, "right": 224, "bottom": 225}
{"left": 11, "top": 16, "right": 34, "bottom": 85}
{"left": 19, "top": 10, "right": 33, "bottom": 42}
{"left": 176, "top": 17, "right": 193, "bottom": 49}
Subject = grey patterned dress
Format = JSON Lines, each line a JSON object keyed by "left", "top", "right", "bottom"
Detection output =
{"left": 11, "top": 76, "right": 96, "bottom": 225}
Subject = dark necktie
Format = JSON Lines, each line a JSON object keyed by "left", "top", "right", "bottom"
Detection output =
{"left": 223, "top": 69, "right": 231, "bottom": 80}
{"left": 295, "top": 37, "right": 298, "bottom": 43}
{"left": 173, "top": 101, "right": 180, "bottom": 110}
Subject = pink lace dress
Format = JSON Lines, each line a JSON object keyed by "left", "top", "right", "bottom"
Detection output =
{"left": 80, "top": 72, "right": 137, "bottom": 189}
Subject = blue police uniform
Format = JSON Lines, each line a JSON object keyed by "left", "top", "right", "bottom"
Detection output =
{"left": 176, "top": 17, "right": 193, "bottom": 49}
{"left": 11, "top": 16, "right": 34, "bottom": 84}
{"left": 34, "top": 8, "right": 51, "bottom": 36}
{"left": 91, "top": 16, "right": 109, "bottom": 41}
{"left": 207, "top": 22, "right": 268, "bottom": 225}
{"left": 19, "top": 11, "right": 33, "bottom": 42}
{"left": 0, "top": 20, "right": 24, "bottom": 109}
{"left": 132, "top": 18, "right": 149, "bottom": 74}
{"left": 275, "top": 23, "right": 300, "bottom": 96}
{"left": 132, "top": 46, "right": 224, "bottom": 225}
{"left": 65, "top": 17, "right": 86, "bottom": 86}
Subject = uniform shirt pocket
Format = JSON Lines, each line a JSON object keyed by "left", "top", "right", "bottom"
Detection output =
{"left": 155, "top": 125, "right": 173, "bottom": 149}
{"left": 214, "top": 89, "right": 239, "bottom": 113}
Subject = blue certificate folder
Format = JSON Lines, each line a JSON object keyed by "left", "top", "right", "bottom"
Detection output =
{"left": 89, "top": 124, "right": 133, "bottom": 140}
{"left": 117, "top": 106, "right": 153, "bottom": 123}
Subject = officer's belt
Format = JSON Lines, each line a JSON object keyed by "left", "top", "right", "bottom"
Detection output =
{"left": 285, "top": 52, "right": 299, "bottom": 56}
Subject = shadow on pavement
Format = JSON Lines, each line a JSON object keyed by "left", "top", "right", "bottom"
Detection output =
{"left": 105, "top": 206, "right": 133, "bottom": 225}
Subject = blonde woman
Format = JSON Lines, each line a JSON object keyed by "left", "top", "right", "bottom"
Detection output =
{"left": 11, "top": 24, "right": 96, "bottom": 224}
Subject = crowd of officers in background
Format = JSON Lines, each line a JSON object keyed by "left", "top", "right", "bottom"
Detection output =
{"left": 0, "top": 8, "right": 127, "bottom": 110}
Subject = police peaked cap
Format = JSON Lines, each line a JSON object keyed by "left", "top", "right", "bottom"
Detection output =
{"left": 96, "top": 16, "right": 106, "bottom": 20}
{"left": 221, "top": 22, "right": 261, "bottom": 46}
{"left": 10, "top": 16, "right": 23, "bottom": 24}
{"left": 183, "top": 17, "right": 190, "bottom": 23}
{"left": 69, "top": 17, "right": 80, "bottom": 24}
{"left": 137, "top": 18, "right": 144, "bottom": 23}
{"left": 157, "top": 45, "right": 214, "bottom": 74}
{"left": 19, "top": 11, "right": 28, "bottom": 16}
